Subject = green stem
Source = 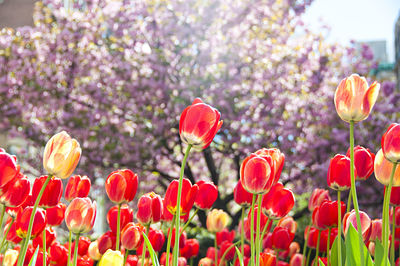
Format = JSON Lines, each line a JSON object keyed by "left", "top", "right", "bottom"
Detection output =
{"left": 214, "top": 233, "right": 218, "bottom": 266}
{"left": 337, "top": 190, "right": 342, "bottom": 266}
{"left": 255, "top": 195, "right": 262, "bottom": 266}
{"left": 383, "top": 163, "right": 397, "bottom": 266}
{"left": 250, "top": 194, "right": 256, "bottom": 266}
{"left": 16, "top": 175, "right": 52, "bottom": 266}
{"left": 141, "top": 224, "right": 150, "bottom": 266}
{"left": 347, "top": 191, "right": 352, "bottom": 213}
{"left": 0, "top": 205, "right": 5, "bottom": 235}
{"left": 123, "top": 250, "right": 129, "bottom": 266}
{"left": 116, "top": 203, "right": 121, "bottom": 251}
{"left": 241, "top": 206, "right": 245, "bottom": 256}
{"left": 173, "top": 144, "right": 192, "bottom": 266}
{"left": 260, "top": 218, "right": 271, "bottom": 243}
{"left": 327, "top": 228, "right": 331, "bottom": 266}
{"left": 180, "top": 209, "right": 199, "bottom": 236}
{"left": 391, "top": 206, "right": 396, "bottom": 265}
{"left": 314, "top": 230, "right": 321, "bottom": 266}
{"left": 0, "top": 217, "right": 14, "bottom": 252}
{"left": 302, "top": 221, "right": 312, "bottom": 266}
{"left": 306, "top": 248, "right": 311, "bottom": 266}
{"left": 72, "top": 233, "right": 80, "bottom": 266}
{"left": 43, "top": 228, "right": 46, "bottom": 266}
{"left": 67, "top": 230, "right": 72, "bottom": 266}
{"left": 349, "top": 120, "right": 365, "bottom": 266}
{"left": 190, "top": 258, "right": 193, "bottom": 266}
{"left": 165, "top": 215, "right": 176, "bottom": 266}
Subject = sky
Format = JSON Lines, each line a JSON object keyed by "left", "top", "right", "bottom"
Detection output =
{"left": 302, "top": 0, "right": 400, "bottom": 62}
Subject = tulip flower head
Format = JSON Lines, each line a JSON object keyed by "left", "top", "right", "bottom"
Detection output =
{"left": 308, "top": 188, "right": 330, "bottom": 212}
{"left": 369, "top": 219, "right": 383, "bottom": 242}
{"left": 15, "top": 206, "right": 47, "bottom": 239}
{"left": 194, "top": 181, "right": 218, "bottom": 210}
{"left": 164, "top": 178, "right": 198, "bottom": 216}
{"left": 240, "top": 152, "right": 273, "bottom": 194}
{"left": 343, "top": 210, "right": 372, "bottom": 242}
{"left": 4, "top": 249, "right": 18, "bottom": 266}
{"left": 64, "top": 175, "right": 91, "bottom": 201}
{"left": 46, "top": 202, "right": 66, "bottom": 227}
{"left": 88, "top": 240, "right": 102, "bottom": 261}
{"left": 233, "top": 180, "right": 253, "bottom": 206}
{"left": 120, "top": 222, "right": 144, "bottom": 251}
{"left": 374, "top": 149, "right": 400, "bottom": 186}
{"left": 334, "top": 74, "right": 380, "bottom": 123}
{"left": 43, "top": 131, "right": 81, "bottom": 179}
{"left": 98, "top": 249, "right": 123, "bottom": 266}
{"left": 262, "top": 182, "right": 295, "bottom": 220}
{"left": 346, "top": 145, "right": 375, "bottom": 180}
{"left": 136, "top": 192, "right": 163, "bottom": 225}
{"left": 65, "top": 197, "right": 96, "bottom": 234}
{"left": 105, "top": 169, "right": 138, "bottom": 204}
{"left": 107, "top": 204, "right": 133, "bottom": 233}
{"left": 0, "top": 173, "right": 30, "bottom": 207}
{"left": 327, "top": 154, "right": 354, "bottom": 191}
{"left": 179, "top": 98, "right": 223, "bottom": 150}
{"left": 32, "top": 175, "right": 63, "bottom": 208}
{"left": 382, "top": 123, "right": 400, "bottom": 163}
{"left": 206, "top": 209, "right": 230, "bottom": 233}
{"left": 0, "top": 150, "right": 19, "bottom": 188}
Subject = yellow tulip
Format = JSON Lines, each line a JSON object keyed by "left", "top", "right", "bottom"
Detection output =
{"left": 43, "top": 131, "right": 81, "bottom": 179}
{"left": 206, "top": 209, "right": 230, "bottom": 233}
{"left": 4, "top": 249, "right": 18, "bottom": 266}
{"left": 98, "top": 249, "right": 124, "bottom": 266}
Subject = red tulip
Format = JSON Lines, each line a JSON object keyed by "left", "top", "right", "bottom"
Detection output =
{"left": 312, "top": 200, "right": 346, "bottom": 230}
{"left": 32, "top": 227, "right": 56, "bottom": 248}
{"left": 216, "top": 229, "right": 235, "bottom": 246}
{"left": 194, "top": 181, "right": 218, "bottom": 210}
{"left": 318, "top": 228, "right": 338, "bottom": 253}
{"left": 271, "top": 226, "right": 295, "bottom": 251}
{"left": 262, "top": 183, "right": 295, "bottom": 219}
{"left": 277, "top": 216, "right": 297, "bottom": 235}
{"left": 234, "top": 181, "right": 253, "bottom": 206}
{"left": 180, "top": 239, "right": 199, "bottom": 259}
{"left": 218, "top": 240, "right": 235, "bottom": 260}
{"left": 389, "top": 187, "right": 400, "bottom": 206}
{"left": 107, "top": 204, "right": 133, "bottom": 233}
{"left": 70, "top": 236, "right": 91, "bottom": 257}
{"left": 327, "top": 154, "right": 354, "bottom": 191}
{"left": 346, "top": 145, "right": 375, "bottom": 180}
{"left": 32, "top": 175, "right": 63, "bottom": 208}
{"left": 240, "top": 153, "right": 273, "bottom": 194}
{"left": 290, "top": 254, "right": 303, "bottom": 266}
{"left": 46, "top": 202, "right": 66, "bottom": 227}
{"left": 260, "top": 251, "right": 277, "bottom": 266}
{"left": 49, "top": 242, "right": 68, "bottom": 266}
{"left": 15, "top": 206, "right": 47, "bottom": 239}
{"left": 97, "top": 231, "right": 116, "bottom": 255}
{"left": 308, "top": 188, "right": 330, "bottom": 212}
{"left": 65, "top": 197, "right": 96, "bottom": 234}
{"left": 370, "top": 219, "right": 383, "bottom": 242}
{"left": 164, "top": 178, "right": 198, "bottom": 216}
{"left": 0, "top": 173, "right": 30, "bottom": 207}
{"left": 77, "top": 255, "right": 94, "bottom": 266}
{"left": 125, "top": 255, "right": 138, "bottom": 266}
{"left": 382, "top": 123, "right": 400, "bottom": 163}
{"left": 136, "top": 192, "right": 163, "bottom": 225}
{"left": 64, "top": 175, "right": 91, "bottom": 201}
{"left": 343, "top": 210, "right": 372, "bottom": 242}
{"left": 6, "top": 194, "right": 32, "bottom": 218}
{"left": 105, "top": 169, "right": 138, "bottom": 204}
{"left": 121, "top": 222, "right": 144, "bottom": 250}
{"left": 179, "top": 98, "right": 223, "bottom": 150}
{"left": 147, "top": 228, "right": 165, "bottom": 252}
{"left": 168, "top": 228, "right": 186, "bottom": 250}
{"left": 278, "top": 242, "right": 300, "bottom": 260}
{"left": 0, "top": 150, "right": 19, "bottom": 188}
{"left": 4, "top": 218, "right": 22, "bottom": 244}
{"left": 305, "top": 226, "right": 319, "bottom": 249}
{"left": 374, "top": 149, "right": 400, "bottom": 186}
{"left": 160, "top": 253, "right": 187, "bottom": 266}
{"left": 334, "top": 74, "right": 380, "bottom": 123}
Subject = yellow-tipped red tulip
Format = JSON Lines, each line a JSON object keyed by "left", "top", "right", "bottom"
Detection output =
{"left": 43, "top": 131, "right": 81, "bottom": 179}
{"left": 65, "top": 197, "right": 96, "bottom": 234}
{"left": 334, "top": 74, "right": 380, "bottom": 123}
{"left": 206, "top": 209, "right": 230, "bottom": 233}
{"left": 98, "top": 249, "right": 123, "bottom": 266}
{"left": 374, "top": 149, "right": 400, "bottom": 186}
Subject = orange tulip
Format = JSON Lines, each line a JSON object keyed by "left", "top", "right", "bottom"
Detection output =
{"left": 43, "top": 131, "right": 81, "bottom": 179}
{"left": 374, "top": 149, "right": 400, "bottom": 186}
{"left": 65, "top": 197, "right": 96, "bottom": 234}
{"left": 334, "top": 74, "right": 380, "bottom": 123}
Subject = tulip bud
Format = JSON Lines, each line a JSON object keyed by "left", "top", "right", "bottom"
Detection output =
{"left": 308, "top": 188, "right": 330, "bottom": 212}
{"left": 98, "top": 249, "right": 123, "bottom": 266}
{"left": 374, "top": 149, "right": 400, "bottom": 186}
{"left": 179, "top": 98, "right": 223, "bottom": 150}
{"left": 382, "top": 123, "right": 400, "bottom": 163}
{"left": 147, "top": 228, "right": 165, "bottom": 252}
{"left": 0, "top": 173, "right": 30, "bottom": 207}
{"left": 389, "top": 187, "right": 400, "bottom": 206}
{"left": 180, "top": 239, "right": 199, "bottom": 259}
{"left": 49, "top": 242, "right": 68, "bottom": 266}
{"left": 334, "top": 74, "right": 379, "bottom": 123}
{"left": 207, "top": 209, "right": 230, "bottom": 233}
{"left": 271, "top": 226, "right": 295, "bottom": 251}
{"left": 164, "top": 178, "right": 198, "bottom": 216}
{"left": 46, "top": 202, "right": 66, "bottom": 227}
{"left": 290, "top": 253, "right": 303, "bottom": 266}
{"left": 43, "top": 131, "right": 81, "bottom": 179}
{"left": 65, "top": 175, "right": 91, "bottom": 201}
{"left": 15, "top": 206, "right": 47, "bottom": 239}
{"left": 343, "top": 210, "right": 372, "bottom": 242}
{"left": 136, "top": 192, "right": 163, "bottom": 225}
{"left": 88, "top": 240, "right": 102, "bottom": 261}
{"left": 120, "top": 223, "right": 144, "bottom": 251}
{"left": 105, "top": 169, "right": 138, "bottom": 204}
{"left": 346, "top": 145, "right": 375, "bottom": 180}
{"left": 327, "top": 154, "right": 354, "bottom": 191}
{"left": 198, "top": 257, "right": 213, "bottom": 266}
{"left": 97, "top": 230, "right": 117, "bottom": 255}
{"left": 233, "top": 181, "right": 253, "bottom": 206}
{"left": 370, "top": 219, "right": 383, "bottom": 242}
{"left": 0, "top": 150, "right": 19, "bottom": 188}
{"left": 216, "top": 229, "right": 235, "bottom": 246}
{"left": 32, "top": 175, "right": 63, "bottom": 208}
{"left": 277, "top": 216, "right": 297, "bottom": 235}
{"left": 262, "top": 183, "right": 295, "bottom": 220}
{"left": 3, "top": 249, "right": 18, "bottom": 266}
{"left": 194, "top": 181, "right": 218, "bottom": 210}
{"left": 240, "top": 152, "right": 273, "bottom": 194}
{"left": 107, "top": 204, "right": 133, "bottom": 233}
{"left": 65, "top": 197, "right": 96, "bottom": 234}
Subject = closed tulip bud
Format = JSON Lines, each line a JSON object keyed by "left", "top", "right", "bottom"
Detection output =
{"left": 277, "top": 216, "right": 297, "bottom": 235}
{"left": 0, "top": 173, "right": 30, "bottom": 207}
{"left": 15, "top": 206, "right": 47, "bottom": 239}
{"left": 240, "top": 154, "right": 273, "bottom": 194}
{"left": 98, "top": 249, "right": 123, "bottom": 266}
{"left": 32, "top": 175, "right": 63, "bottom": 208}
{"left": 148, "top": 228, "right": 165, "bottom": 252}
{"left": 370, "top": 219, "right": 383, "bottom": 242}
{"left": 107, "top": 204, "right": 133, "bottom": 233}
{"left": 207, "top": 209, "right": 230, "bottom": 233}
{"left": 70, "top": 236, "right": 91, "bottom": 257}
{"left": 262, "top": 183, "right": 295, "bottom": 219}
{"left": 334, "top": 74, "right": 380, "bottom": 123}
{"left": 32, "top": 227, "right": 56, "bottom": 248}
{"left": 234, "top": 181, "right": 253, "bottom": 206}
{"left": 180, "top": 239, "right": 200, "bottom": 259}
{"left": 65, "top": 197, "right": 96, "bottom": 234}
{"left": 374, "top": 149, "right": 400, "bottom": 186}
{"left": 389, "top": 187, "right": 400, "bottom": 206}
{"left": 194, "top": 181, "right": 218, "bottom": 210}
{"left": 304, "top": 226, "right": 318, "bottom": 249}
{"left": 216, "top": 229, "right": 235, "bottom": 246}
{"left": 290, "top": 253, "right": 303, "bottom": 266}
{"left": 346, "top": 145, "right": 375, "bottom": 180}
{"left": 343, "top": 210, "right": 372, "bottom": 242}
{"left": 49, "top": 242, "right": 68, "bottom": 266}
{"left": 0, "top": 150, "right": 19, "bottom": 188}
{"left": 327, "top": 154, "right": 354, "bottom": 191}
{"left": 88, "top": 240, "right": 102, "bottom": 261}
{"left": 120, "top": 223, "right": 144, "bottom": 251}
{"left": 312, "top": 200, "right": 346, "bottom": 230}
{"left": 164, "top": 178, "right": 198, "bottom": 216}
{"left": 97, "top": 231, "right": 116, "bottom": 255}
{"left": 308, "top": 188, "right": 330, "bottom": 212}
{"left": 271, "top": 226, "right": 295, "bottom": 251}
{"left": 65, "top": 175, "right": 91, "bottom": 201}
{"left": 382, "top": 123, "right": 400, "bottom": 163}
{"left": 46, "top": 202, "right": 66, "bottom": 227}
{"left": 136, "top": 192, "right": 163, "bottom": 225}
{"left": 179, "top": 98, "right": 223, "bottom": 150}
{"left": 43, "top": 131, "right": 81, "bottom": 179}
{"left": 219, "top": 240, "right": 235, "bottom": 260}
{"left": 105, "top": 169, "right": 138, "bottom": 204}
{"left": 3, "top": 249, "right": 18, "bottom": 266}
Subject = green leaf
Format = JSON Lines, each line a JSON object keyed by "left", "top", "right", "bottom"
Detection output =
{"left": 319, "top": 258, "right": 325, "bottom": 265}
{"left": 374, "top": 240, "right": 389, "bottom": 266}
{"left": 142, "top": 232, "right": 160, "bottom": 266}
{"left": 235, "top": 246, "right": 244, "bottom": 266}
{"left": 330, "top": 235, "right": 346, "bottom": 266}
{"left": 345, "top": 223, "right": 374, "bottom": 266}
{"left": 28, "top": 246, "right": 39, "bottom": 266}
